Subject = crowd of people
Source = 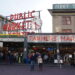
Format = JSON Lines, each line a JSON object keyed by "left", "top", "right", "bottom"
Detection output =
{"left": 0, "top": 50, "right": 50, "bottom": 65}
{"left": 0, "top": 49, "right": 75, "bottom": 71}
{"left": 0, "top": 51, "right": 23, "bottom": 64}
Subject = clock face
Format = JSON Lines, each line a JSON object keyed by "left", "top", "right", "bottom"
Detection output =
{"left": 31, "top": 17, "right": 42, "bottom": 30}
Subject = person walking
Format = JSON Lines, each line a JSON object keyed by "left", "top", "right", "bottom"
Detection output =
{"left": 37, "top": 55, "right": 43, "bottom": 71}
{"left": 43, "top": 54, "right": 48, "bottom": 64}
{"left": 30, "top": 52, "right": 36, "bottom": 71}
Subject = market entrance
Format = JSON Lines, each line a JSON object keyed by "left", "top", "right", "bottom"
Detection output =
{"left": 0, "top": 42, "right": 24, "bottom": 64}
{"left": 27, "top": 33, "right": 75, "bottom": 65}
{"left": 28, "top": 43, "right": 75, "bottom": 65}
{"left": 28, "top": 43, "right": 57, "bottom": 64}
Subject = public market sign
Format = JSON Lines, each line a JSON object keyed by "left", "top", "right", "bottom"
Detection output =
{"left": 3, "top": 11, "right": 42, "bottom": 36}
{"left": 53, "top": 4, "right": 75, "bottom": 9}
{"left": 27, "top": 34, "right": 75, "bottom": 43}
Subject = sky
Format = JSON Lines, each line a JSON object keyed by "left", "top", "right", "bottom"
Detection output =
{"left": 0, "top": 0, "right": 75, "bottom": 33}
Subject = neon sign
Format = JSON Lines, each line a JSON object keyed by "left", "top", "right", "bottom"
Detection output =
{"left": 3, "top": 11, "right": 42, "bottom": 36}
{"left": 10, "top": 11, "right": 35, "bottom": 20}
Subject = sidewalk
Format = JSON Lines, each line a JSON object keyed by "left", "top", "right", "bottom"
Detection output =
{"left": 0, "top": 64, "right": 75, "bottom": 75}
{"left": 0, "top": 63, "right": 75, "bottom": 75}
{"left": 0, "top": 63, "right": 74, "bottom": 68}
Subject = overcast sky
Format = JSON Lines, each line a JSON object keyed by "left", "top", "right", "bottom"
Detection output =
{"left": 0, "top": 0, "right": 75, "bottom": 33}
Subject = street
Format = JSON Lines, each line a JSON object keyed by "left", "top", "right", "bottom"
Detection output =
{"left": 0, "top": 64, "right": 75, "bottom": 75}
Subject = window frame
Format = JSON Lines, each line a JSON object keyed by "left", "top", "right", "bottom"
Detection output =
{"left": 62, "top": 16, "right": 71, "bottom": 25}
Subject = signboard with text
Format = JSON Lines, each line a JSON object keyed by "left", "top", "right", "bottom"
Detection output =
{"left": 0, "top": 38, "right": 24, "bottom": 42}
{"left": 27, "top": 34, "right": 75, "bottom": 43}
{"left": 3, "top": 11, "right": 42, "bottom": 36}
{"left": 53, "top": 4, "right": 75, "bottom": 9}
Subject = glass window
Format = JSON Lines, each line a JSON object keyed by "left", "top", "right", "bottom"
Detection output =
{"left": 62, "top": 16, "right": 71, "bottom": 25}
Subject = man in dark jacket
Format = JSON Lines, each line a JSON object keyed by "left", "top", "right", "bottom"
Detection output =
{"left": 30, "top": 52, "right": 36, "bottom": 71}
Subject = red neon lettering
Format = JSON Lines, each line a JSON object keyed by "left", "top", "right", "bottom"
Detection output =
{"left": 10, "top": 15, "right": 14, "bottom": 20}
{"left": 24, "top": 12, "right": 26, "bottom": 19}
{"left": 9, "top": 11, "right": 35, "bottom": 20}
{"left": 31, "top": 11, "right": 35, "bottom": 18}
{"left": 26, "top": 20, "right": 32, "bottom": 29}
{"left": 7, "top": 25, "right": 11, "bottom": 31}
{"left": 19, "top": 13, "right": 23, "bottom": 19}
{"left": 3, "top": 24, "right": 7, "bottom": 30}
{"left": 14, "top": 14, "right": 17, "bottom": 20}
{"left": 11, "top": 26, "right": 15, "bottom": 30}
{"left": 21, "top": 21, "right": 26, "bottom": 30}
{"left": 28, "top": 11, "right": 33, "bottom": 18}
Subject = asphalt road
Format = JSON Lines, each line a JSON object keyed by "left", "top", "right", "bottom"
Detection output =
{"left": 0, "top": 64, "right": 75, "bottom": 75}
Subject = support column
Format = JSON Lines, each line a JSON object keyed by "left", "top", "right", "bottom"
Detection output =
{"left": 23, "top": 37, "right": 28, "bottom": 59}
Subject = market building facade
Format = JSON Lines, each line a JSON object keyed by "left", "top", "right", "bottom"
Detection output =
{"left": 48, "top": 4, "right": 75, "bottom": 33}
{"left": 0, "top": 11, "right": 42, "bottom": 64}
{"left": 0, "top": 4, "right": 75, "bottom": 65}
{"left": 27, "top": 33, "right": 75, "bottom": 65}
